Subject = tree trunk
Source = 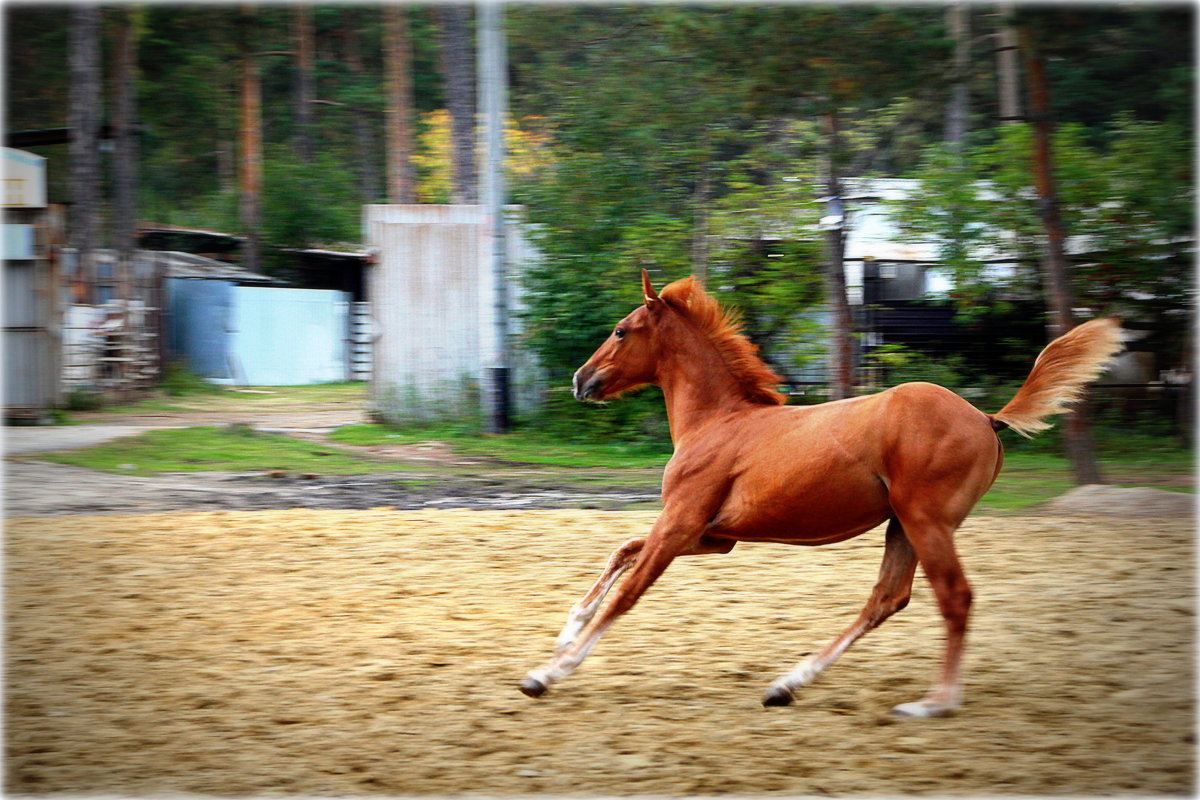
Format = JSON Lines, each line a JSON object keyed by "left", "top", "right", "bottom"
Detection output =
{"left": 439, "top": 5, "right": 477, "bottom": 204}
{"left": 293, "top": 3, "right": 316, "bottom": 162}
{"left": 944, "top": 4, "right": 970, "bottom": 148}
{"left": 995, "top": 3, "right": 1022, "bottom": 125}
{"left": 1020, "top": 26, "right": 1104, "bottom": 485}
{"left": 69, "top": 3, "right": 102, "bottom": 304}
{"left": 239, "top": 4, "right": 263, "bottom": 273}
{"left": 383, "top": 6, "right": 416, "bottom": 204}
{"left": 113, "top": 6, "right": 138, "bottom": 302}
{"left": 822, "top": 111, "right": 855, "bottom": 400}
{"left": 692, "top": 165, "right": 710, "bottom": 282}
{"left": 343, "top": 13, "right": 380, "bottom": 203}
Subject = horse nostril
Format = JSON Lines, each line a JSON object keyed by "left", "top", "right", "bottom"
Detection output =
{"left": 573, "top": 367, "right": 601, "bottom": 401}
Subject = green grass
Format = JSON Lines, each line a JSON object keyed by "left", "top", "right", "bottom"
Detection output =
{"left": 34, "top": 425, "right": 408, "bottom": 477}
{"left": 71, "top": 381, "right": 368, "bottom": 419}
{"left": 329, "top": 423, "right": 673, "bottom": 469}
{"left": 975, "top": 447, "right": 1194, "bottom": 515}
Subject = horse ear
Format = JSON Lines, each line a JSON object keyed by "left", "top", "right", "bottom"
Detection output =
{"left": 641, "top": 269, "right": 659, "bottom": 306}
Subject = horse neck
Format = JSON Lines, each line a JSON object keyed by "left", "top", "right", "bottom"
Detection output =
{"left": 654, "top": 322, "right": 748, "bottom": 445}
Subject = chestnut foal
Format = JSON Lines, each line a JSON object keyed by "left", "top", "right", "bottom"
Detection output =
{"left": 521, "top": 270, "right": 1122, "bottom": 717}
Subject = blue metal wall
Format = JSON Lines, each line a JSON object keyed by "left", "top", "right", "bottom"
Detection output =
{"left": 167, "top": 278, "right": 234, "bottom": 379}
{"left": 228, "top": 287, "right": 350, "bottom": 385}
{"left": 167, "top": 280, "right": 351, "bottom": 385}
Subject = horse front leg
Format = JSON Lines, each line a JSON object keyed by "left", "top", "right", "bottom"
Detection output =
{"left": 521, "top": 524, "right": 730, "bottom": 698}
{"left": 553, "top": 534, "right": 735, "bottom": 655}
{"left": 554, "top": 537, "right": 645, "bottom": 654}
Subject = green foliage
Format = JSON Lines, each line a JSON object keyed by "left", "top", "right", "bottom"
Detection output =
{"left": 65, "top": 389, "right": 106, "bottom": 412}
{"left": 526, "top": 387, "right": 673, "bottom": 455}
{"left": 895, "top": 118, "right": 1193, "bottom": 322}
{"left": 261, "top": 146, "right": 361, "bottom": 258}
{"left": 160, "top": 362, "right": 224, "bottom": 397}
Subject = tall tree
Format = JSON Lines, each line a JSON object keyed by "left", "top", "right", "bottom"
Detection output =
{"left": 342, "top": 11, "right": 380, "bottom": 203}
{"left": 238, "top": 4, "right": 264, "bottom": 272}
{"left": 292, "top": 3, "right": 316, "bottom": 163}
{"left": 1019, "top": 24, "right": 1103, "bottom": 484}
{"left": 439, "top": 5, "right": 476, "bottom": 204}
{"left": 113, "top": 6, "right": 140, "bottom": 300}
{"left": 944, "top": 3, "right": 970, "bottom": 147}
{"left": 383, "top": 5, "right": 416, "bottom": 203}
{"left": 69, "top": 3, "right": 102, "bottom": 303}
{"left": 821, "top": 112, "right": 854, "bottom": 400}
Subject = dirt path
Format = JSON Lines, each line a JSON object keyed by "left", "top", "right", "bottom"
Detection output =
{"left": 3, "top": 460, "right": 662, "bottom": 517}
{"left": 6, "top": 509, "right": 1193, "bottom": 796}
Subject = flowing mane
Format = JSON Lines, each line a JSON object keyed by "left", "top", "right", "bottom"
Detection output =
{"left": 658, "top": 276, "right": 786, "bottom": 405}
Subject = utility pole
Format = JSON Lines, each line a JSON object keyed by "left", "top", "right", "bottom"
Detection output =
{"left": 478, "top": 0, "right": 509, "bottom": 433}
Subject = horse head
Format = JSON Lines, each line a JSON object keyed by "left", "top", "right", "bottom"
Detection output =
{"left": 573, "top": 269, "right": 669, "bottom": 402}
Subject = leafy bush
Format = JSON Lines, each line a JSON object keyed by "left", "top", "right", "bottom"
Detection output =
{"left": 161, "top": 361, "right": 224, "bottom": 397}
{"left": 521, "top": 385, "right": 674, "bottom": 455}
{"left": 65, "top": 389, "right": 105, "bottom": 412}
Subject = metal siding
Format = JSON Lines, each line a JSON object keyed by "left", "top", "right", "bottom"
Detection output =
{"left": 5, "top": 261, "right": 42, "bottom": 327}
{"left": 364, "top": 204, "right": 545, "bottom": 422}
{"left": 3, "top": 255, "right": 57, "bottom": 415}
{"left": 4, "top": 329, "right": 46, "bottom": 407}
{"left": 166, "top": 278, "right": 235, "bottom": 379}
{"left": 227, "top": 286, "right": 350, "bottom": 385}
{"left": 367, "top": 206, "right": 484, "bottom": 420}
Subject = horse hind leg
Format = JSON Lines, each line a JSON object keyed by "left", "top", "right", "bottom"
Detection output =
{"left": 887, "top": 508, "right": 973, "bottom": 718}
{"left": 763, "top": 518, "right": 917, "bottom": 706}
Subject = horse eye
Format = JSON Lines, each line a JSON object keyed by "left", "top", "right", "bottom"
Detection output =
{"left": 614, "top": 328, "right": 626, "bottom": 340}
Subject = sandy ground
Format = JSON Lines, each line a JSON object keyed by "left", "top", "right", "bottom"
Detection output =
{"left": 6, "top": 508, "right": 1193, "bottom": 796}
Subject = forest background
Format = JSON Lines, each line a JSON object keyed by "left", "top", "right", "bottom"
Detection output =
{"left": 4, "top": 3, "right": 1194, "bottom": 468}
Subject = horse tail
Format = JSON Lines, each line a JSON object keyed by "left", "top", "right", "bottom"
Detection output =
{"left": 989, "top": 318, "right": 1124, "bottom": 437}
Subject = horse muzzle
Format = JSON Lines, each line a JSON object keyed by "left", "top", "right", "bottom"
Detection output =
{"left": 573, "top": 366, "right": 605, "bottom": 402}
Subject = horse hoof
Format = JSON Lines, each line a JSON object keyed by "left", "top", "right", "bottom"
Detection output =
{"left": 761, "top": 686, "right": 794, "bottom": 707}
{"left": 520, "top": 677, "right": 548, "bottom": 698}
{"left": 891, "top": 700, "right": 953, "bottom": 718}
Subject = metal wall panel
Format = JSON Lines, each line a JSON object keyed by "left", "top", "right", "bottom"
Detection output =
{"left": 166, "top": 278, "right": 234, "bottom": 379}
{"left": 228, "top": 286, "right": 350, "bottom": 385}
{"left": 3, "top": 329, "right": 47, "bottom": 408}
{"left": 365, "top": 204, "right": 544, "bottom": 422}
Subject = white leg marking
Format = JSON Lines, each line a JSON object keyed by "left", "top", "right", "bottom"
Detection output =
{"left": 892, "top": 685, "right": 962, "bottom": 718}
{"left": 770, "top": 623, "right": 865, "bottom": 695}
{"left": 554, "top": 564, "right": 630, "bottom": 653}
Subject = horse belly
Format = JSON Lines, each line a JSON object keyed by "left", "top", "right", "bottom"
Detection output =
{"left": 708, "top": 465, "right": 891, "bottom": 545}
